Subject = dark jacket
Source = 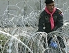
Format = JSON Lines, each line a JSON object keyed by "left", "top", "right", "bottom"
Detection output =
{"left": 38, "top": 9, "right": 63, "bottom": 33}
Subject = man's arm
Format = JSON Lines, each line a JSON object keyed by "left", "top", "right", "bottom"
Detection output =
{"left": 57, "top": 10, "right": 63, "bottom": 27}
{"left": 38, "top": 15, "right": 45, "bottom": 32}
{"left": 53, "top": 9, "right": 63, "bottom": 31}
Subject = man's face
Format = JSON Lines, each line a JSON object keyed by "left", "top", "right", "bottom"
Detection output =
{"left": 46, "top": 2, "right": 55, "bottom": 13}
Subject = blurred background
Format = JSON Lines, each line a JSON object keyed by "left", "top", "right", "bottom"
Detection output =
{"left": 0, "top": 0, "right": 69, "bottom": 20}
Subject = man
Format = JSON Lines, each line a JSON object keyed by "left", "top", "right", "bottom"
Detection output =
{"left": 38, "top": 0, "right": 63, "bottom": 33}
{"left": 38, "top": 0, "right": 65, "bottom": 53}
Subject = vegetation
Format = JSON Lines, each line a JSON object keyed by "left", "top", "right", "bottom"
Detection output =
{"left": 0, "top": 34, "right": 9, "bottom": 52}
